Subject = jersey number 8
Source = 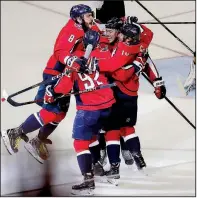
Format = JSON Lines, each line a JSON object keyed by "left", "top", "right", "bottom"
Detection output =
{"left": 68, "top": 34, "right": 75, "bottom": 42}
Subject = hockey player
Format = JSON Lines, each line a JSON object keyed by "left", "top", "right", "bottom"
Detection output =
{"left": 100, "top": 23, "right": 166, "bottom": 179}
{"left": 1, "top": 4, "right": 101, "bottom": 163}
{"left": 43, "top": 30, "right": 115, "bottom": 195}
{"left": 97, "top": 17, "right": 135, "bottom": 166}
{"left": 68, "top": 17, "right": 157, "bottom": 177}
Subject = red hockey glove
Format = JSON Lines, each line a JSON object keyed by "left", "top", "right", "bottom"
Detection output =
{"left": 44, "top": 85, "right": 57, "bottom": 104}
{"left": 153, "top": 77, "right": 166, "bottom": 99}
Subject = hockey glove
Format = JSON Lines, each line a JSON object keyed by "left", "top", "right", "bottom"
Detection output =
{"left": 132, "top": 52, "right": 147, "bottom": 76}
{"left": 44, "top": 85, "right": 59, "bottom": 104}
{"left": 126, "top": 16, "right": 138, "bottom": 24}
{"left": 83, "top": 29, "right": 100, "bottom": 49}
{"left": 66, "top": 56, "right": 87, "bottom": 73}
{"left": 153, "top": 77, "right": 166, "bottom": 99}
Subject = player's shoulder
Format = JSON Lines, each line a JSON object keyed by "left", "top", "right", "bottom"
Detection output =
{"left": 118, "top": 41, "right": 146, "bottom": 54}
{"left": 62, "top": 19, "right": 84, "bottom": 35}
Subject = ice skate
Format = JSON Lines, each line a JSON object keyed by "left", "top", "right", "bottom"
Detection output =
{"left": 71, "top": 172, "right": 95, "bottom": 196}
{"left": 132, "top": 152, "right": 146, "bottom": 169}
{"left": 93, "top": 160, "right": 107, "bottom": 183}
{"left": 132, "top": 151, "right": 148, "bottom": 175}
{"left": 1, "top": 127, "right": 29, "bottom": 155}
{"left": 105, "top": 162, "right": 120, "bottom": 186}
{"left": 93, "top": 160, "right": 105, "bottom": 176}
{"left": 24, "top": 136, "right": 51, "bottom": 164}
{"left": 121, "top": 149, "right": 134, "bottom": 165}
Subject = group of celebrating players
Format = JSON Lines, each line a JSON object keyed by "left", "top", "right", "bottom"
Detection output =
{"left": 1, "top": 4, "right": 166, "bottom": 195}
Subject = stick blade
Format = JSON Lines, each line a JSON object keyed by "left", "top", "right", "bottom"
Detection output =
{"left": 1, "top": 89, "right": 9, "bottom": 102}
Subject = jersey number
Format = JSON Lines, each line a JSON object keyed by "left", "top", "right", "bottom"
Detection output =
{"left": 78, "top": 71, "right": 103, "bottom": 89}
{"left": 68, "top": 34, "right": 75, "bottom": 42}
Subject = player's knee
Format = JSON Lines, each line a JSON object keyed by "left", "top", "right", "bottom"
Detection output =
{"left": 54, "top": 112, "right": 66, "bottom": 123}
{"left": 121, "top": 126, "right": 135, "bottom": 135}
{"left": 89, "top": 135, "right": 99, "bottom": 147}
{"left": 39, "top": 109, "right": 65, "bottom": 125}
{"left": 105, "top": 130, "right": 120, "bottom": 142}
{"left": 121, "top": 127, "right": 136, "bottom": 141}
{"left": 73, "top": 139, "right": 90, "bottom": 153}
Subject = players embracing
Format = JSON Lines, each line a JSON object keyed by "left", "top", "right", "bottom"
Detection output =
{"left": 1, "top": 3, "right": 167, "bottom": 196}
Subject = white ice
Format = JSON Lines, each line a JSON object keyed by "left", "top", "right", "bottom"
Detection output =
{"left": 1, "top": 1, "right": 195, "bottom": 196}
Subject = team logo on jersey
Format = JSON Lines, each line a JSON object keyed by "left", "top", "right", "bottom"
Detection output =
{"left": 74, "top": 23, "right": 82, "bottom": 30}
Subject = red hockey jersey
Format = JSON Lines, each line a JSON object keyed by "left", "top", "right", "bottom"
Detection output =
{"left": 43, "top": 19, "right": 101, "bottom": 76}
{"left": 53, "top": 46, "right": 115, "bottom": 111}
{"left": 110, "top": 24, "right": 157, "bottom": 96}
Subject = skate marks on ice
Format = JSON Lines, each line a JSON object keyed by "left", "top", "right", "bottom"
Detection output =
{"left": 2, "top": 148, "right": 195, "bottom": 196}
{"left": 47, "top": 161, "right": 195, "bottom": 196}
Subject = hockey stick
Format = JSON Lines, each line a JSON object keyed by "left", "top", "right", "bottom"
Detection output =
{"left": 139, "top": 22, "right": 195, "bottom": 25}
{"left": 134, "top": 0, "right": 195, "bottom": 55}
{"left": 2, "top": 83, "right": 117, "bottom": 107}
{"left": 1, "top": 44, "right": 93, "bottom": 106}
{"left": 143, "top": 56, "right": 195, "bottom": 129}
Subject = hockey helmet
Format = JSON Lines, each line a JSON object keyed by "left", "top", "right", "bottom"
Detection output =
{"left": 70, "top": 4, "right": 94, "bottom": 21}
{"left": 105, "top": 17, "right": 124, "bottom": 30}
{"left": 120, "top": 23, "right": 141, "bottom": 44}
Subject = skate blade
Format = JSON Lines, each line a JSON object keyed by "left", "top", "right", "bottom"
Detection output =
{"left": 95, "top": 175, "right": 119, "bottom": 186}
{"left": 71, "top": 188, "right": 94, "bottom": 196}
{"left": 107, "top": 177, "right": 119, "bottom": 186}
{"left": 136, "top": 167, "right": 149, "bottom": 177}
{"left": 94, "top": 175, "right": 107, "bottom": 183}
{"left": 1, "top": 130, "right": 15, "bottom": 155}
{"left": 24, "top": 143, "right": 44, "bottom": 164}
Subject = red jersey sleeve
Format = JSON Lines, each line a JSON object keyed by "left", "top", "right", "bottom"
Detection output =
{"left": 140, "top": 24, "right": 153, "bottom": 48}
{"left": 143, "top": 62, "right": 159, "bottom": 82}
{"left": 53, "top": 70, "right": 74, "bottom": 95}
{"left": 112, "top": 65, "right": 135, "bottom": 82}
{"left": 54, "top": 19, "right": 84, "bottom": 65}
{"left": 98, "top": 42, "right": 141, "bottom": 72}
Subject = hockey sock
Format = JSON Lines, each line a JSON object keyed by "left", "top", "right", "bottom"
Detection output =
{"left": 122, "top": 127, "right": 141, "bottom": 153}
{"left": 105, "top": 130, "right": 121, "bottom": 164}
{"left": 38, "top": 122, "right": 58, "bottom": 141}
{"left": 21, "top": 113, "right": 44, "bottom": 134}
{"left": 106, "top": 144, "right": 120, "bottom": 164}
{"left": 74, "top": 140, "right": 92, "bottom": 174}
{"left": 125, "top": 136, "right": 141, "bottom": 153}
{"left": 98, "top": 132, "right": 106, "bottom": 150}
{"left": 77, "top": 153, "right": 92, "bottom": 174}
{"left": 89, "top": 139, "right": 100, "bottom": 164}
{"left": 120, "top": 136, "right": 128, "bottom": 151}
